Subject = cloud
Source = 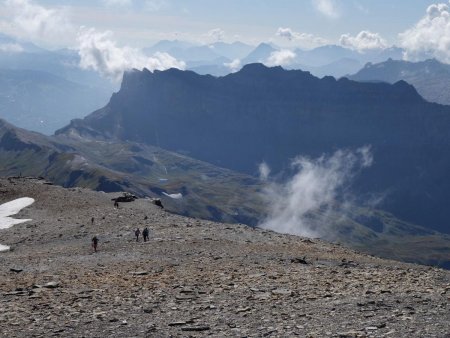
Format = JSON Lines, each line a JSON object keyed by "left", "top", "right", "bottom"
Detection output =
{"left": 276, "top": 27, "right": 328, "bottom": 49}
{"left": 312, "top": 0, "right": 340, "bottom": 18}
{"left": 0, "top": 43, "right": 23, "bottom": 52}
{"left": 0, "top": 0, "right": 74, "bottom": 47}
{"left": 224, "top": 58, "right": 241, "bottom": 72}
{"left": 400, "top": 2, "right": 450, "bottom": 63}
{"left": 207, "top": 28, "right": 225, "bottom": 42}
{"left": 259, "top": 147, "right": 372, "bottom": 239}
{"left": 77, "top": 27, "right": 185, "bottom": 81}
{"left": 259, "top": 162, "right": 271, "bottom": 181}
{"left": 340, "top": 30, "right": 388, "bottom": 51}
{"left": 266, "top": 49, "right": 296, "bottom": 66}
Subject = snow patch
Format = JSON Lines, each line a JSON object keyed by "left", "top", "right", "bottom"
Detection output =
{"left": 0, "top": 197, "right": 35, "bottom": 252}
{"left": 162, "top": 192, "right": 183, "bottom": 199}
{"left": 0, "top": 197, "right": 35, "bottom": 229}
{"left": 0, "top": 244, "right": 10, "bottom": 252}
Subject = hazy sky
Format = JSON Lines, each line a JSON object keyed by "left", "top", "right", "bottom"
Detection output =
{"left": 1, "top": 0, "right": 449, "bottom": 79}
{"left": 0, "top": 0, "right": 443, "bottom": 49}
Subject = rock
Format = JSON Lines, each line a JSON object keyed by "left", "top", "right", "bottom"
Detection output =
{"left": 181, "top": 326, "right": 210, "bottom": 331}
{"left": 175, "top": 294, "right": 197, "bottom": 301}
{"left": 9, "top": 267, "right": 23, "bottom": 273}
{"left": 168, "top": 321, "right": 190, "bottom": 326}
{"left": 291, "top": 257, "right": 308, "bottom": 264}
{"left": 43, "top": 282, "right": 60, "bottom": 288}
{"left": 130, "top": 271, "right": 149, "bottom": 276}
{"left": 236, "top": 307, "right": 252, "bottom": 314}
{"left": 271, "top": 289, "right": 292, "bottom": 296}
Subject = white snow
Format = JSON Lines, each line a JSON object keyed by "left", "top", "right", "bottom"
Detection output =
{"left": 0, "top": 197, "right": 35, "bottom": 252}
{"left": 0, "top": 197, "right": 35, "bottom": 229}
{"left": 162, "top": 192, "right": 183, "bottom": 199}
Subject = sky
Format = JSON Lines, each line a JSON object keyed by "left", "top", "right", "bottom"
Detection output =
{"left": 0, "top": 0, "right": 449, "bottom": 78}
{"left": 0, "top": 0, "right": 443, "bottom": 48}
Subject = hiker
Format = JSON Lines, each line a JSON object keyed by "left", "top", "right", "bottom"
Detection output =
{"left": 135, "top": 228, "right": 141, "bottom": 242}
{"left": 114, "top": 200, "right": 119, "bottom": 209}
{"left": 91, "top": 235, "right": 99, "bottom": 252}
{"left": 143, "top": 227, "right": 149, "bottom": 242}
{"left": 91, "top": 217, "right": 94, "bottom": 225}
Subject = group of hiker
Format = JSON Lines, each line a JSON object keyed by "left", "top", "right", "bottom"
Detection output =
{"left": 134, "top": 227, "right": 150, "bottom": 242}
{"left": 91, "top": 226, "right": 151, "bottom": 252}
{"left": 90, "top": 195, "right": 164, "bottom": 253}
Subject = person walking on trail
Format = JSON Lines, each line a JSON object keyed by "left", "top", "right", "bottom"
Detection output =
{"left": 92, "top": 235, "right": 99, "bottom": 252}
{"left": 114, "top": 200, "right": 119, "bottom": 209}
{"left": 143, "top": 227, "right": 149, "bottom": 242}
{"left": 91, "top": 217, "right": 94, "bottom": 225}
{"left": 135, "top": 228, "right": 141, "bottom": 242}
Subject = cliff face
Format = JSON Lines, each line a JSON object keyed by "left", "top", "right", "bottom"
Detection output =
{"left": 57, "top": 64, "right": 450, "bottom": 234}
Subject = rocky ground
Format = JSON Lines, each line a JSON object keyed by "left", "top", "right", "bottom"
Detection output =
{"left": 0, "top": 177, "right": 449, "bottom": 337}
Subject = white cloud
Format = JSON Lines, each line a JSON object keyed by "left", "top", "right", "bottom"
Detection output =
{"left": 312, "top": 0, "right": 340, "bottom": 19}
{"left": 276, "top": 27, "right": 328, "bottom": 49}
{"left": 258, "top": 162, "right": 271, "bottom": 181}
{"left": 77, "top": 27, "right": 185, "bottom": 81}
{"left": 259, "top": 147, "right": 372, "bottom": 239}
{"left": 266, "top": 49, "right": 296, "bottom": 67}
{"left": 0, "top": 0, "right": 74, "bottom": 47}
{"left": 339, "top": 30, "right": 388, "bottom": 51}
{"left": 0, "top": 43, "right": 23, "bottom": 52}
{"left": 400, "top": 2, "right": 450, "bottom": 63}
{"left": 207, "top": 28, "right": 225, "bottom": 42}
{"left": 224, "top": 58, "right": 241, "bottom": 72}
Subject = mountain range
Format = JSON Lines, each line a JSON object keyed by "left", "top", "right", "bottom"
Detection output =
{"left": 0, "top": 34, "right": 412, "bottom": 136}
{"left": 145, "top": 40, "right": 404, "bottom": 78}
{"left": 349, "top": 58, "right": 450, "bottom": 105}
{"left": 1, "top": 33, "right": 450, "bottom": 267}
{"left": 0, "top": 35, "right": 116, "bottom": 134}
{"left": 57, "top": 64, "right": 450, "bottom": 240}
{"left": 0, "top": 68, "right": 112, "bottom": 134}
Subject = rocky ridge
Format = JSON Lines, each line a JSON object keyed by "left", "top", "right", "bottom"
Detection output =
{"left": 0, "top": 177, "right": 449, "bottom": 337}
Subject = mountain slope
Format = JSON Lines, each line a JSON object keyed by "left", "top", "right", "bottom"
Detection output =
{"left": 349, "top": 58, "right": 450, "bottom": 105}
{"left": 0, "top": 68, "right": 112, "bottom": 134}
{"left": 2, "top": 117, "right": 450, "bottom": 266}
{"left": 57, "top": 64, "right": 450, "bottom": 236}
{"left": 0, "top": 118, "right": 264, "bottom": 224}
{"left": 1, "top": 177, "right": 448, "bottom": 336}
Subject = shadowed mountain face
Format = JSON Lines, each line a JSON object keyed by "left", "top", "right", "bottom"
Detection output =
{"left": 349, "top": 58, "right": 450, "bottom": 105}
{"left": 57, "top": 64, "right": 450, "bottom": 235}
